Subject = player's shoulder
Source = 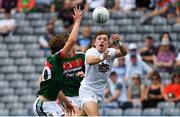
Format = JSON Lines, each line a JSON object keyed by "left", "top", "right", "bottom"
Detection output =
{"left": 52, "top": 50, "right": 61, "bottom": 56}
{"left": 75, "top": 51, "right": 85, "bottom": 58}
{"left": 108, "top": 47, "right": 116, "bottom": 53}
{"left": 47, "top": 50, "right": 62, "bottom": 61}
{"left": 86, "top": 47, "right": 96, "bottom": 52}
{"left": 76, "top": 51, "right": 85, "bottom": 55}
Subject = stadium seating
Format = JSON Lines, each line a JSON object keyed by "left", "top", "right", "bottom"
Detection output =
{"left": 0, "top": 10, "right": 179, "bottom": 116}
{"left": 123, "top": 108, "right": 142, "bottom": 116}
{"left": 10, "top": 109, "right": 28, "bottom": 116}
{"left": 157, "top": 102, "right": 175, "bottom": 109}
{"left": 162, "top": 108, "right": 180, "bottom": 116}
{"left": 142, "top": 108, "right": 161, "bottom": 116}
{"left": 176, "top": 102, "right": 180, "bottom": 108}
{"left": 104, "top": 108, "right": 123, "bottom": 116}
{"left": 0, "top": 109, "right": 9, "bottom": 116}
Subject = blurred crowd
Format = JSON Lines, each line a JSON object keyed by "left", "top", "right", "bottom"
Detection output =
{"left": 0, "top": 0, "right": 179, "bottom": 35}
{"left": 0, "top": 0, "right": 179, "bottom": 112}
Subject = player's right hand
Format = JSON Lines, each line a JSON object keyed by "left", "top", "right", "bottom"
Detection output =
{"left": 72, "top": 6, "right": 84, "bottom": 22}
{"left": 111, "top": 34, "right": 121, "bottom": 42}
{"left": 64, "top": 102, "right": 75, "bottom": 116}
{"left": 102, "top": 50, "right": 110, "bottom": 60}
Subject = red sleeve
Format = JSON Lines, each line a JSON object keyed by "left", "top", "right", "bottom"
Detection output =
{"left": 164, "top": 84, "right": 172, "bottom": 94}
{"left": 60, "top": 50, "right": 65, "bottom": 58}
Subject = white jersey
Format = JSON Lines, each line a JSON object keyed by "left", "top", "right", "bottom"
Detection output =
{"left": 81, "top": 47, "right": 116, "bottom": 92}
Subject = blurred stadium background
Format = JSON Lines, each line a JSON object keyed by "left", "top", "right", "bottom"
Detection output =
{"left": 0, "top": 0, "right": 180, "bottom": 116}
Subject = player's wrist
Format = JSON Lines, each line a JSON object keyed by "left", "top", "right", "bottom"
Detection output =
{"left": 114, "top": 40, "right": 122, "bottom": 46}
{"left": 99, "top": 54, "right": 104, "bottom": 61}
{"left": 74, "top": 20, "right": 81, "bottom": 23}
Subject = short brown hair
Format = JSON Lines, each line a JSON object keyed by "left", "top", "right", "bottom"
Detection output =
{"left": 94, "top": 31, "right": 110, "bottom": 40}
{"left": 49, "top": 33, "right": 69, "bottom": 54}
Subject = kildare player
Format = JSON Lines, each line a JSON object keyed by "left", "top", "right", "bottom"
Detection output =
{"left": 79, "top": 31, "right": 127, "bottom": 116}
{"left": 33, "top": 6, "right": 84, "bottom": 116}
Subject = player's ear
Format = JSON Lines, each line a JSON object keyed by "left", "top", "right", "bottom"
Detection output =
{"left": 107, "top": 39, "right": 110, "bottom": 48}
{"left": 92, "top": 39, "right": 96, "bottom": 47}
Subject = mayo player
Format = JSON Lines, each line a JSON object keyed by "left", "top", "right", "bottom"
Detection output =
{"left": 33, "top": 6, "right": 83, "bottom": 116}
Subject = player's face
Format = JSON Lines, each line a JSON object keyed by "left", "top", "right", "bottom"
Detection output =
{"left": 94, "top": 34, "right": 109, "bottom": 53}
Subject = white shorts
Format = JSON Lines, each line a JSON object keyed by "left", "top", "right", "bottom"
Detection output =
{"left": 33, "top": 98, "right": 65, "bottom": 116}
{"left": 79, "top": 84, "right": 103, "bottom": 107}
{"left": 67, "top": 96, "right": 81, "bottom": 108}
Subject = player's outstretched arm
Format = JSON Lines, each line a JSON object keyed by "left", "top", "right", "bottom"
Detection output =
{"left": 87, "top": 50, "right": 110, "bottom": 65}
{"left": 62, "top": 6, "right": 84, "bottom": 56}
{"left": 111, "top": 34, "right": 127, "bottom": 57}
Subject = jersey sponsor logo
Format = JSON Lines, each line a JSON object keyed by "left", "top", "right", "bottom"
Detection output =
{"left": 63, "top": 66, "right": 82, "bottom": 73}
{"left": 63, "top": 58, "right": 83, "bottom": 70}
{"left": 98, "top": 62, "right": 109, "bottom": 73}
{"left": 63, "top": 58, "right": 84, "bottom": 79}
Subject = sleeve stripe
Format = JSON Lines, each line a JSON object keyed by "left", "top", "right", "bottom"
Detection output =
{"left": 60, "top": 51, "right": 64, "bottom": 58}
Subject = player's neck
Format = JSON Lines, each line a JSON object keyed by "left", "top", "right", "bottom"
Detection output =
{"left": 96, "top": 47, "right": 107, "bottom": 53}
{"left": 66, "top": 50, "right": 75, "bottom": 58}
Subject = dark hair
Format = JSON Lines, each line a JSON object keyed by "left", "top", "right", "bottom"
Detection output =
{"left": 160, "top": 32, "right": 172, "bottom": 42}
{"left": 171, "top": 67, "right": 180, "bottom": 83}
{"left": 146, "top": 36, "right": 153, "bottom": 40}
{"left": 94, "top": 31, "right": 110, "bottom": 40}
{"left": 132, "top": 74, "right": 141, "bottom": 83}
{"left": 49, "top": 34, "right": 69, "bottom": 54}
{"left": 150, "top": 71, "right": 161, "bottom": 82}
{"left": 171, "top": 74, "right": 176, "bottom": 84}
{"left": 110, "top": 71, "right": 117, "bottom": 77}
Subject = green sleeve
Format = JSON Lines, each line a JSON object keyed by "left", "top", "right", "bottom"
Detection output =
{"left": 53, "top": 50, "right": 63, "bottom": 64}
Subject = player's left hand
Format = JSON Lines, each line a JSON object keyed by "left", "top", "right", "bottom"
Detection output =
{"left": 64, "top": 102, "right": 75, "bottom": 116}
{"left": 72, "top": 5, "right": 84, "bottom": 22}
{"left": 76, "top": 71, "right": 85, "bottom": 78}
{"left": 111, "top": 34, "right": 120, "bottom": 42}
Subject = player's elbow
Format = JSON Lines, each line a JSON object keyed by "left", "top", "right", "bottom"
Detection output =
{"left": 122, "top": 50, "right": 127, "bottom": 56}
{"left": 118, "top": 50, "right": 127, "bottom": 57}
{"left": 120, "top": 48, "right": 128, "bottom": 57}
{"left": 87, "top": 59, "right": 94, "bottom": 65}
{"left": 86, "top": 57, "right": 97, "bottom": 65}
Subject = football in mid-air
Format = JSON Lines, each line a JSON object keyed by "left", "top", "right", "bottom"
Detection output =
{"left": 92, "top": 7, "right": 109, "bottom": 24}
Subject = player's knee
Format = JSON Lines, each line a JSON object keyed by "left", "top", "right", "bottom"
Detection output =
{"left": 83, "top": 101, "right": 99, "bottom": 116}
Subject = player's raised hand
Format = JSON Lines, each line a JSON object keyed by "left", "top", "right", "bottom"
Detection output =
{"left": 111, "top": 34, "right": 121, "bottom": 42}
{"left": 76, "top": 71, "right": 85, "bottom": 78}
{"left": 72, "top": 6, "right": 84, "bottom": 22}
